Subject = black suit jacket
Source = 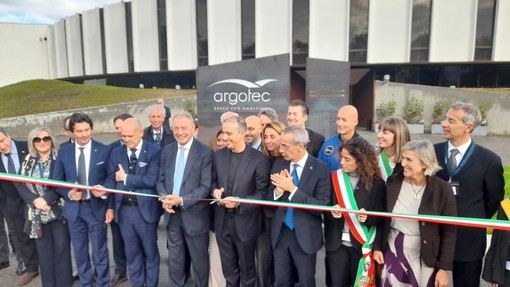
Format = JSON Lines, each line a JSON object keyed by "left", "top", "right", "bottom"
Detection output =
{"left": 157, "top": 138, "right": 214, "bottom": 237}
{"left": 269, "top": 155, "right": 330, "bottom": 254}
{"left": 482, "top": 202, "right": 510, "bottom": 285}
{"left": 0, "top": 140, "right": 29, "bottom": 216}
{"left": 306, "top": 128, "right": 325, "bottom": 158}
{"left": 434, "top": 141, "right": 504, "bottom": 262}
{"left": 142, "top": 126, "right": 175, "bottom": 148}
{"left": 212, "top": 145, "right": 270, "bottom": 242}
{"left": 324, "top": 175, "right": 386, "bottom": 252}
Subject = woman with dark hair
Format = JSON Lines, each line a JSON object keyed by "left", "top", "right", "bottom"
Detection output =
{"left": 17, "top": 126, "right": 73, "bottom": 287}
{"left": 377, "top": 116, "right": 411, "bottom": 180}
{"left": 215, "top": 129, "right": 228, "bottom": 151}
{"left": 326, "top": 138, "right": 386, "bottom": 287}
{"left": 373, "top": 140, "right": 457, "bottom": 287}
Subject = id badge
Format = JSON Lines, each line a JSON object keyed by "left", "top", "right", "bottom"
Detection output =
{"left": 449, "top": 180, "right": 460, "bottom": 196}
{"left": 342, "top": 231, "right": 350, "bottom": 241}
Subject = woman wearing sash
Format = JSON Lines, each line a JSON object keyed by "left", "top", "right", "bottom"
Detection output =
{"left": 16, "top": 127, "right": 73, "bottom": 287}
{"left": 377, "top": 117, "right": 410, "bottom": 181}
{"left": 327, "top": 138, "right": 386, "bottom": 287}
{"left": 373, "top": 140, "right": 457, "bottom": 287}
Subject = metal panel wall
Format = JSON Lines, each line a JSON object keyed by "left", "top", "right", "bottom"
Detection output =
{"left": 103, "top": 2, "right": 128, "bottom": 74}
{"left": 82, "top": 8, "right": 104, "bottom": 75}
{"left": 65, "top": 14, "right": 84, "bottom": 77}
{"left": 131, "top": 0, "right": 160, "bottom": 72}
{"left": 53, "top": 20, "right": 68, "bottom": 78}
{"left": 429, "top": 0, "right": 477, "bottom": 62}
{"left": 493, "top": 0, "right": 510, "bottom": 61}
{"left": 166, "top": 0, "right": 197, "bottom": 70}
{"left": 255, "top": 0, "right": 292, "bottom": 60}
{"left": 367, "top": 0, "right": 412, "bottom": 63}
{"left": 207, "top": 0, "right": 242, "bottom": 65}
{"left": 309, "top": 0, "right": 349, "bottom": 61}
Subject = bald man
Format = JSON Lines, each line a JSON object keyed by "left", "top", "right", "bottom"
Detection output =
{"left": 245, "top": 116, "right": 263, "bottom": 151}
{"left": 318, "top": 105, "right": 364, "bottom": 171}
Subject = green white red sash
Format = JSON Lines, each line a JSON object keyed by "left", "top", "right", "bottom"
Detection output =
{"left": 378, "top": 151, "right": 392, "bottom": 181}
{"left": 332, "top": 170, "right": 376, "bottom": 287}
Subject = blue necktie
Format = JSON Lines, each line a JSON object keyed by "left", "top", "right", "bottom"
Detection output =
{"left": 154, "top": 132, "right": 162, "bottom": 145}
{"left": 129, "top": 148, "right": 137, "bottom": 174}
{"left": 285, "top": 163, "right": 299, "bottom": 230}
{"left": 172, "top": 147, "right": 186, "bottom": 197}
{"left": 5, "top": 154, "right": 16, "bottom": 174}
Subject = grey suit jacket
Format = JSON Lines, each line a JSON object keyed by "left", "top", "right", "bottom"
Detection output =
{"left": 156, "top": 138, "right": 214, "bottom": 236}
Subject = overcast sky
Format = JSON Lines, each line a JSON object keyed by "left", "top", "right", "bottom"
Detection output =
{"left": 0, "top": 0, "right": 123, "bottom": 24}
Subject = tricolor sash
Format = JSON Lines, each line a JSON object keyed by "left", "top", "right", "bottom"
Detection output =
{"left": 378, "top": 151, "right": 392, "bottom": 181}
{"left": 332, "top": 170, "right": 376, "bottom": 287}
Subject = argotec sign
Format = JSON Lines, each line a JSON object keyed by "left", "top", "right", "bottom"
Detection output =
{"left": 197, "top": 54, "right": 290, "bottom": 142}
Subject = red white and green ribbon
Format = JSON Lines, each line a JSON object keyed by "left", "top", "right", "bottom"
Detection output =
{"left": 2, "top": 172, "right": 510, "bottom": 231}
{"left": 332, "top": 170, "right": 376, "bottom": 287}
{"left": 378, "top": 151, "right": 392, "bottom": 181}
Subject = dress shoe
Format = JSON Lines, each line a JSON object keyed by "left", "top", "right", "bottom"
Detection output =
{"left": 0, "top": 261, "right": 9, "bottom": 270}
{"left": 18, "top": 271, "right": 38, "bottom": 286}
{"left": 72, "top": 270, "right": 79, "bottom": 280}
{"left": 16, "top": 262, "right": 27, "bottom": 276}
{"left": 110, "top": 273, "right": 128, "bottom": 286}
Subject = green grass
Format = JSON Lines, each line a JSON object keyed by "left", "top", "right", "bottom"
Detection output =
{"left": 504, "top": 166, "right": 510, "bottom": 199}
{"left": 0, "top": 79, "right": 195, "bottom": 118}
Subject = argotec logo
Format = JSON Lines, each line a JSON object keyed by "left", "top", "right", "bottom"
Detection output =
{"left": 208, "top": 79, "right": 277, "bottom": 106}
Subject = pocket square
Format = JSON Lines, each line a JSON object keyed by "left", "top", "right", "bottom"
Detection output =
{"left": 96, "top": 161, "right": 104, "bottom": 165}
{"left": 138, "top": 162, "right": 148, "bottom": 167}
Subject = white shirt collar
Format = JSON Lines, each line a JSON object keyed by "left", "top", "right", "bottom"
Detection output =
{"left": 448, "top": 138, "right": 472, "bottom": 156}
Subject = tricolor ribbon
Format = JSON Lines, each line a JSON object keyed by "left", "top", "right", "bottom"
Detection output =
{"left": 2, "top": 172, "right": 510, "bottom": 231}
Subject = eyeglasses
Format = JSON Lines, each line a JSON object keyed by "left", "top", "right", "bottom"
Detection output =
{"left": 33, "top": 136, "right": 52, "bottom": 143}
{"left": 279, "top": 142, "right": 298, "bottom": 150}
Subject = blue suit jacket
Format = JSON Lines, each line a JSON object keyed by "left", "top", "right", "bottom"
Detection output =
{"left": 212, "top": 145, "right": 270, "bottom": 242}
{"left": 53, "top": 140, "right": 111, "bottom": 222}
{"left": 268, "top": 155, "right": 331, "bottom": 254}
{"left": 156, "top": 138, "right": 213, "bottom": 236}
{"left": 105, "top": 140, "right": 162, "bottom": 224}
{"left": 0, "top": 140, "right": 29, "bottom": 216}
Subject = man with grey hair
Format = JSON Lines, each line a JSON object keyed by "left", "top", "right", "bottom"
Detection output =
{"left": 434, "top": 102, "right": 504, "bottom": 287}
{"left": 268, "top": 125, "right": 330, "bottom": 286}
{"left": 258, "top": 107, "right": 279, "bottom": 128}
{"left": 142, "top": 104, "right": 175, "bottom": 148}
{"left": 212, "top": 115, "right": 270, "bottom": 286}
{"left": 208, "top": 111, "right": 239, "bottom": 151}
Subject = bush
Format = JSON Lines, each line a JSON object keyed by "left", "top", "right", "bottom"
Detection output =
{"left": 402, "top": 96, "right": 423, "bottom": 124}
{"left": 375, "top": 100, "right": 397, "bottom": 122}
{"left": 432, "top": 99, "right": 452, "bottom": 124}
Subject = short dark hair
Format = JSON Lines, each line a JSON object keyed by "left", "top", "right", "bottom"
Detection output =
{"left": 289, "top": 99, "right": 309, "bottom": 116}
{"left": 69, "top": 113, "right": 94, "bottom": 132}
{"left": 113, "top": 113, "right": 133, "bottom": 123}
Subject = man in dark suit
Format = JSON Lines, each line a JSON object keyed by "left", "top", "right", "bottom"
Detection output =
{"left": 53, "top": 113, "right": 113, "bottom": 287}
{"left": 434, "top": 102, "right": 504, "bottom": 287}
{"left": 0, "top": 128, "right": 39, "bottom": 285}
{"left": 158, "top": 111, "right": 213, "bottom": 287}
{"left": 142, "top": 104, "right": 175, "bottom": 148}
{"left": 287, "top": 99, "right": 325, "bottom": 157}
{"left": 212, "top": 115, "right": 270, "bottom": 286}
{"left": 104, "top": 118, "right": 161, "bottom": 287}
{"left": 107, "top": 113, "right": 132, "bottom": 287}
{"left": 269, "top": 125, "right": 330, "bottom": 286}
{"left": 157, "top": 98, "right": 172, "bottom": 130}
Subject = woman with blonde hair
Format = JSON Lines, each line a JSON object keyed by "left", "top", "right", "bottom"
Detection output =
{"left": 374, "top": 140, "right": 457, "bottom": 287}
{"left": 261, "top": 121, "right": 286, "bottom": 164}
{"left": 17, "top": 126, "right": 73, "bottom": 287}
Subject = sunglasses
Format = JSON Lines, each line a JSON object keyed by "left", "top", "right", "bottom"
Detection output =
{"left": 33, "top": 136, "right": 52, "bottom": 143}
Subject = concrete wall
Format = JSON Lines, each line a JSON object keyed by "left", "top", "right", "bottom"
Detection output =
{"left": 374, "top": 81, "right": 510, "bottom": 135}
{"left": 0, "top": 95, "right": 196, "bottom": 138}
{"left": 0, "top": 23, "right": 50, "bottom": 87}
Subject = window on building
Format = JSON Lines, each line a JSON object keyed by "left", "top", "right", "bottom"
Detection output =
{"left": 196, "top": 0, "right": 208, "bottom": 66}
{"left": 475, "top": 0, "right": 495, "bottom": 61}
{"left": 125, "top": 2, "right": 134, "bottom": 73}
{"left": 241, "top": 0, "right": 255, "bottom": 60}
{"left": 292, "top": 0, "right": 309, "bottom": 66}
{"left": 410, "top": 0, "right": 431, "bottom": 62}
{"left": 157, "top": 0, "right": 167, "bottom": 70}
{"left": 349, "top": 0, "right": 369, "bottom": 63}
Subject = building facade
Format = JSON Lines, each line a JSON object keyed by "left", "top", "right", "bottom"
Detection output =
{"left": 1, "top": 0, "right": 510, "bottom": 88}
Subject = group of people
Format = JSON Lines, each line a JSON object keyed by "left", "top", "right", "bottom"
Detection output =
{"left": 0, "top": 98, "right": 506, "bottom": 287}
